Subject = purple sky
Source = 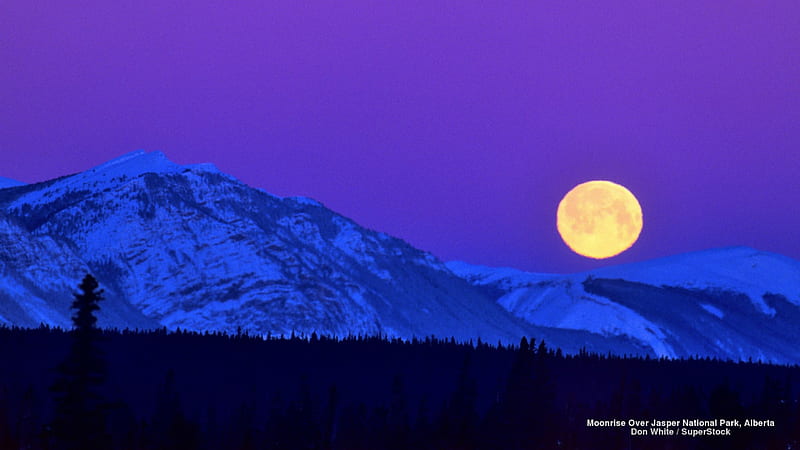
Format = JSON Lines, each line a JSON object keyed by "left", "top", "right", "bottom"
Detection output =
{"left": 2, "top": 1, "right": 799, "bottom": 273}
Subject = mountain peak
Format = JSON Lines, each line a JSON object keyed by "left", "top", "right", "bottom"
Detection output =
{"left": 0, "top": 150, "right": 231, "bottom": 212}
{"left": 75, "top": 150, "right": 227, "bottom": 187}
{"left": 87, "top": 150, "right": 221, "bottom": 179}
{"left": 92, "top": 149, "right": 168, "bottom": 170}
{"left": 89, "top": 150, "right": 169, "bottom": 177}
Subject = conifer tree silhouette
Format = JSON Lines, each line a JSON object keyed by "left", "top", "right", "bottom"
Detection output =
{"left": 49, "top": 274, "right": 109, "bottom": 450}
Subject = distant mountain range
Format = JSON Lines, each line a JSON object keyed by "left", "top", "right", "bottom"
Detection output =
{"left": 448, "top": 247, "right": 800, "bottom": 363}
{"left": 1, "top": 151, "right": 798, "bottom": 362}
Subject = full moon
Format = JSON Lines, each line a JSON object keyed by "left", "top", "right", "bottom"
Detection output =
{"left": 556, "top": 180, "right": 643, "bottom": 259}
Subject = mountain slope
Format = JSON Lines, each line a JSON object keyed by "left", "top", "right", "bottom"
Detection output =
{"left": 447, "top": 248, "right": 800, "bottom": 363}
{"left": 0, "top": 217, "right": 157, "bottom": 329}
{"left": 0, "top": 177, "right": 25, "bottom": 189}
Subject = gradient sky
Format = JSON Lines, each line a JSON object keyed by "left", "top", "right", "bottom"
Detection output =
{"left": 2, "top": 1, "right": 799, "bottom": 273}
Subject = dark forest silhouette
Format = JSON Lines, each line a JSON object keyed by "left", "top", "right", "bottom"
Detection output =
{"left": 0, "top": 278, "right": 798, "bottom": 449}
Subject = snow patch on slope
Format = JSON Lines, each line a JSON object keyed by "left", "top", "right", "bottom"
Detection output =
{"left": 496, "top": 279, "right": 675, "bottom": 357}
{"left": 700, "top": 303, "right": 724, "bottom": 319}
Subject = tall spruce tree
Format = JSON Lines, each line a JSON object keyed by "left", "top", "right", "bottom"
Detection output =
{"left": 49, "top": 274, "right": 109, "bottom": 450}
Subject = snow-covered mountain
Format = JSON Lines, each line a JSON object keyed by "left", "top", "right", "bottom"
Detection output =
{"left": 1, "top": 150, "right": 591, "bottom": 347}
{"left": 447, "top": 248, "right": 800, "bottom": 363}
{"left": 2, "top": 150, "right": 797, "bottom": 362}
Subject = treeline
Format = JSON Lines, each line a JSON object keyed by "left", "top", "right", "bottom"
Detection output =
{"left": 0, "top": 324, "right": 798, "bottom": 449}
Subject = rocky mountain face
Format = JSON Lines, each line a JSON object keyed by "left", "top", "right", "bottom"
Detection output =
{"left": 1, "top": 151, "right": 797, "bottom": 362}
{"left": 448, "top": 247, "right": 800, "bottom": 364}
{"left": 0, "top": 151, "right": 543, "bottom": 344}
